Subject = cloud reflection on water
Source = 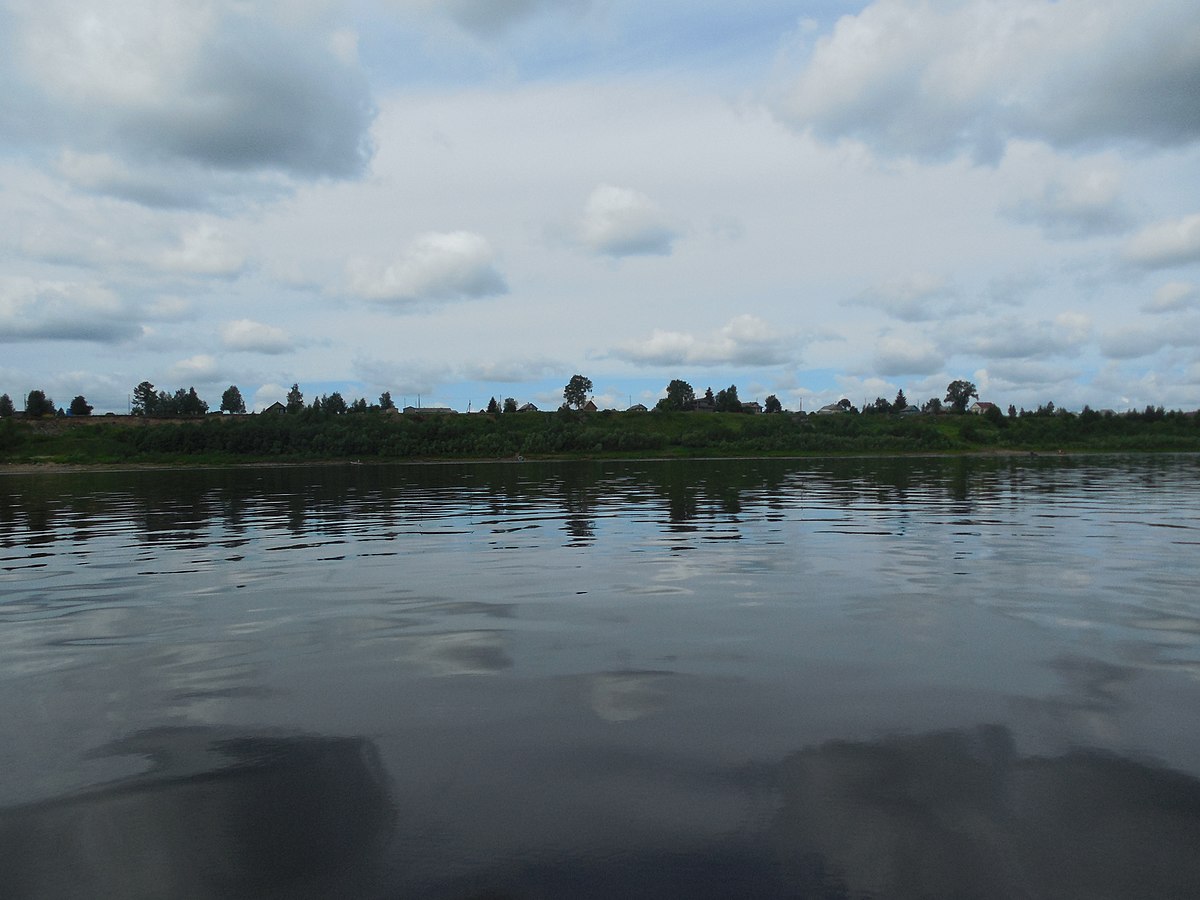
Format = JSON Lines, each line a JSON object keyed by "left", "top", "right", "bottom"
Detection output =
{"left": 0, "top": 727, "right": 394, "bottom": 900}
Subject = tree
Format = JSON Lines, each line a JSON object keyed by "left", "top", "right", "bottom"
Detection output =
{"left": 25, "top": 390, "right": 55, "bottom": 417}
{"left": 132, "top": 381, "right": 158, "bottom": 416}
{"left": 486, "top": 396, "right": 499, "bottom": 415}
{"left": 0, "top": 394, "right": 14, "bottom": 418}
{"left": 864, "top": 396, "right": 891, "bottom": 415}
{"left": 764, "top": 394, "right": 782, "bottom": 414}
{"left": 922, "top": 397, "right": 942, "bottom": 414}
{"left": 324, "top": 392, "right": 347, "bottom": 415}
{"left": 893, "top": 389, "right": 908, "bottom": 413}
{"left": 221, "top": 385, "right": 246, "bottom": 414}
{"left": 563, "top": 374, "right": 593, "bottom": 410}
{"left": 379, "top": 391, "right": 395, "bottom": 411}
{"left": 1008, "top": 404, "right": 1017, "bottom": 418}
{"left": 69, "top": 395, "right": 93, "bottom": 416}
{"left": 351, "top": 397, "right": 368, "bottom": 413}
{"left": 173, "top": 387, "right": 207, "bottom": 416}
{"left": 837, "top": 398, "right": 854, "bottom": 412}
{"left": 503, "top": 397, "right": 518, "bottom": 414}
{"left": 286, "top": 383, "right": 304, "bottom": 413}
{"left": 657, "top": 379, "right": 695, "bottom": 411}
{"left": 714, "top": 384, "right": 742, "bottom": 412}
{"left": 945, "top": 379, "right": 978, "bottom": 414}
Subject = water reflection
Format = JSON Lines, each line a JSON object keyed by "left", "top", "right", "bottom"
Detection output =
{"left": 2, "top": 457, "right": 1200, "bottom": 897}
{"left": 2, "top": 456, "right": 1198, "bottom": 555}
{"left": 0, "top": 727, "right": 393, "bottom": 900}
{"left": 764, "top": 725, "right": 1200, "bottom": 900}
{"left": 407, "top": 725, "right": 1200, "bottom": 899}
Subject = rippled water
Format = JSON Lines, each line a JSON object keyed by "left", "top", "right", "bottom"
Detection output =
{"left": 2, "top": 456, "right": 1200, "bottom": 898}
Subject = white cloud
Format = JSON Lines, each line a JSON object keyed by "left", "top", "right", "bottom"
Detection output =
{"left": 614, "top": 314, "right": 795, "bottom": 367}
{"left": 578, "top": 184, "right": 679, "bottom": 257}
{"left": 1000, "top": 144, "right": 1132, "bottom": 238}
{"left": 252, "top": 382, "right": 287, "bottom": 412}
{"left": 1098, "top": 315, "right": 1200, "bottom": 359}
{"left": 429, "top": 0, "right": 591, "bottom": 37}
{"left": 12, "top": 0, "right": 374, "bottom": 180}
{"left": 160, "top": 224, "right": 247, "bottom": 277}
{"left": 873, "top": 333, "right": 943, "bottom": 376}
{"left": 55, "top": 149, "right": 288, "bottom": 209}
{"left": 1122, "top": 214, "right": 1200, "bottom": 269}
{"left": 845, "top": 273, "right": 957, "bottom": 322}
{"left": 169, "top": 354, "right": 218, "bottom": 380}
{"left": 958, "top": 313, "right": 1092, "bottom": 360}
{"left": 221, "top": 319, "right": 292, "bottom": 354}
{"left": 1143, "top": 282, "right": 1198, "bottom": 314}
{"left": 348, "top": 231, "right": 507, "bottom": 304}
{"left": 776, "top": 0, "right": 1200, "bottom": 161}
{"left": 460, "top": 359, "right": 562, "bottom": 383}
{"left": 0, "top": 277, "right": 140, "bottom": 342}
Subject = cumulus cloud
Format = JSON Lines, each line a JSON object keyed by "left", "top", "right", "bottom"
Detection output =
{"left": 170, "top": 353, "right": 218, "bottom": 380}
{"left": 221, "top": 319, "right": 292, "bottom": 354}
{"left": 982, "top": 360, "right": 1082, "bottom": 389}
{"left": 844, "top": 273, "right": 957, "bottom": 322}
{"left": 429, "top": 0, "right": 590, "bottom": 37}
{"left": 776, "top": 0, "right": 1200, "bottom": 161}
{"left": 12, "top": 0, "right": 374, "bottom": 181}
{"left": 1001, "top": 145, "right": 1132, "bottom": 238}
{"left": 873, "top": 333, "right": 943, "bottom": 376}
{"left": 252, "top": 382, "right": 287, "bottom": 412}
{"left": 460, "top": 359, "right": 562, "bottom": 383}
{"left": 160, "top": 224, "right": 247, "bottom": 277}
{"left": 1122, "top": 214, "right": 1200, "bottom": 269}
{"left": 1098, "top": 316, "right": 1200, "bottom": 359}
{"left": 55, "top": 150, "right": 287, "bottom": 210}
{"left": 614, "top": 314, "right": 795, "bottom": 367}
{"left": 958, "top": 313, "right": 1092, "bottom": 360}
{"left": 348, "top": 231, "right": 508, "bottom": 304}
{"left": 1143, "top": 282, "right": 1198, "bottom": 314}
{"left": 0, "top": 277, "right": 140, "bottom": 342}
{"left": 578, "top": 185, "right": 679, "bottom": 257}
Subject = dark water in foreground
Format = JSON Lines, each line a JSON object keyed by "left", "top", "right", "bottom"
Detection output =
{"left": 2, "top": 455, "right": 1200, "bottom": 898}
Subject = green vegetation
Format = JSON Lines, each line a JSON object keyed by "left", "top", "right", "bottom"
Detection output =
{"left": 563, "top": 374, "right": 593, "bottom": 410}
{"left": 3, "top": 404, "right": 1198, "bottom": 467}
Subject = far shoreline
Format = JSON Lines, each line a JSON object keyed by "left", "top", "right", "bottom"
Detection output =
{"left": 3, "top": 448, "right": 1189, "bottom": 477}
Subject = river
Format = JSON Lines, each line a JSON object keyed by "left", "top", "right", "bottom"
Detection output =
{"left": 2, "top": 456, "right": 1199, "bottom": 898}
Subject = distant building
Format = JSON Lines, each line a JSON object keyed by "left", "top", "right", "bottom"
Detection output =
{"left": 815, "top": 403, "right": 846, "bottom": 415}
{"left": 741, "top": 401, "right": 763, "bottom": 414}
{"left": 626, "top": 403, "right": 648, "bottom": 413}
{"left": 582, "top": 400, "right": 598, "bottom": 412}
{"left": 518, "top": 402, "right": 539, "bottom": 413}
{"left": 262, "top": 401, "right": 286, "bottom": 415}
{"left": 969, "top": 401, "right": 998, "bottom": 415}
{"left": 403, "top": 406, "right": 456, "bottom": 415}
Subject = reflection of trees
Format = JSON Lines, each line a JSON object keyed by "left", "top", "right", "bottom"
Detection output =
{"left": 0, "top": 727, "right": 394, "bottom": 900}
{"left": 2, "top": 455, "right": 1196, "bottom": 557}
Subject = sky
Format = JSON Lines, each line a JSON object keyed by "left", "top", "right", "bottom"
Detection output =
{"left": 2, "top": 0, "right": 1199, "bottom": 414}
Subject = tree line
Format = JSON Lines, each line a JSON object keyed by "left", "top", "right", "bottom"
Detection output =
{"left": 0, "top": 375, "right": 1191, "bottom": 424}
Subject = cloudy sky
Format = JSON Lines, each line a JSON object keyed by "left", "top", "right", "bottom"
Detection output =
{"left": 2, "top": 0, "right": 1199, "bottom": 414}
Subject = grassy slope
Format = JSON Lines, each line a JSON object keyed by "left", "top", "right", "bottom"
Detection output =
{"left": 2, "top": 409, "right": 1199, "bottom": 467}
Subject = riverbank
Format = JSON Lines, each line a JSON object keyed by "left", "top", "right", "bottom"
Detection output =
{"left": 3, "top": 406, "right": 1198, "bottom": 467}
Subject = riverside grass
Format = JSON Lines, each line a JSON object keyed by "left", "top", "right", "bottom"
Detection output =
{"left": 3, "top": 407, "right": 1199, "bottom": 466}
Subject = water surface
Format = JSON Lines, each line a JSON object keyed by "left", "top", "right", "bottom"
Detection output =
{"left": 2, "top": 456, "right": 1199, "bottom": 897}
